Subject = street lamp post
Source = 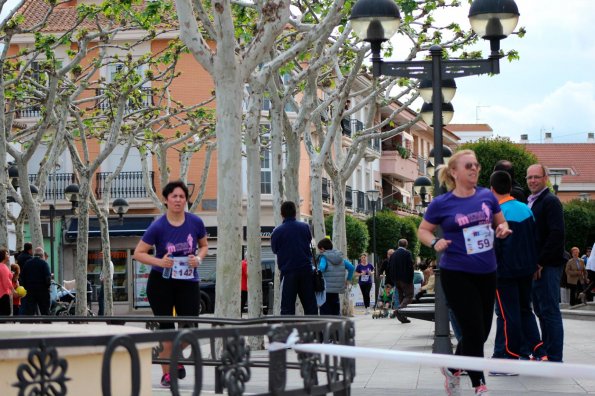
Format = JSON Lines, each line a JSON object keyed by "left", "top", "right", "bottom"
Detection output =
{"left": 112, "top": 198, "right": 130, "bottom": 224}
{"left": 350, "top": 0, "right": 519, "bottom": 354}
{"left": 548, "top": 171, "right": 563, "bottom": 195}
{"left": 366, "top": 189, "right": 380, "bottom": 271}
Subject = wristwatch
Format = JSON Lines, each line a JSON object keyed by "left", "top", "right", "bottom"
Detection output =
{"left": 430, "top": 238, "right": 440, "bottom": 249}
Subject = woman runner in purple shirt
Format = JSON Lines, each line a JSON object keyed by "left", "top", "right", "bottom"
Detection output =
{"left": 418, "top": 150, "right": 511, "bottom": 396}
{"left": 134, "top": 180, "right": 208, "bottom": 388}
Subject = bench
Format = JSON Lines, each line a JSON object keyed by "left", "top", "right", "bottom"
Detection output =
{"left": 398, "top": 303, "right": 435, "bottom": 322}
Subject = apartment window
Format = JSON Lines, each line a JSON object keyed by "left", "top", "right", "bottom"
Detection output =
{"left": 260, "top": 124, "right": 272, "bottom": 194}
{"left": 261, "top": 149, "right": 272, "bottom": 194}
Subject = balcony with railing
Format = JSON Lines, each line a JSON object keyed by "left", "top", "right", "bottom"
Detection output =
{"left": 96, "top": 88, "right": 153, "bottom": 113}
{"left": 345, "top": 185, "right": 353, "bottom": 208}
{"left": 28, "top": 173, "right": 77, "bottom": 201}
{"left": 17, "top": 104, "right": 42, "bottom": 119}
{"left": 380, "top": 147, "right": 418, "bottom": 182}
{"left": 95, "top": 171, "right": 155, "bottom": 199}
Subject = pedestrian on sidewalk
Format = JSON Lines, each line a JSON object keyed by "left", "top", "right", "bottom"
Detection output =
{"left": 355, "top": 253, "right": 374, "bottom": 314}
{"left": 388, "top": 239, "right": 413, "bottom": 323}
{"left": 316, "top": 238, "right": 354, "bottom": 316}
{"left": 527, "top": 164, "right": 566, "bottom": 362}
{"left": 271, "top": 201, "right": 318, "bottom": 316}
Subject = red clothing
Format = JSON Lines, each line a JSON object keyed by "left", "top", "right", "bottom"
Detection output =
{"left": 12, "top": 278, "right": 20, "bottom": 307}
{"left": 241, "top": 259, "right": 248, "bottom": 291}
{"left": 0, "top": 264, "right": 12, "bottom": 298}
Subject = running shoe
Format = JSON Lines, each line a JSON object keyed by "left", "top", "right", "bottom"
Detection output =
{"left": 440, "top": 367, "right": 461, "bottom": 396}
{"left": 178, "top": 364, "right": 186, "bottom": 379}
{"left": 475, "top": 384, "right": 489, "bottom": 395}
{"left": 160, "top": 373, "right": 171, "bottom": 388}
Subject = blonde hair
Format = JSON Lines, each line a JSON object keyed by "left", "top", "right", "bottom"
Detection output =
{"left": 437, "top": 149, "right": 476, "bottom": 191}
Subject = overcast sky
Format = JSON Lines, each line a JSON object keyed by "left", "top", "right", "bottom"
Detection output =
{"left": 422, "top": 0, "right": 595, "bottom": 144}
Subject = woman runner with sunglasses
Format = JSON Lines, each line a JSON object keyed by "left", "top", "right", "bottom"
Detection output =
{"left": 418, "top": 149, "right": 511, "bottom": 396}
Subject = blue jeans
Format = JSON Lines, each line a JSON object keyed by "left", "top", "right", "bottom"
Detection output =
{"left": 532, "top": 266, "right": 564, "bottom": 362}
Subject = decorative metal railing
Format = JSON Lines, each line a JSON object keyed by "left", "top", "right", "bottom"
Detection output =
{"left": 95, "top": 171, "right": 155, "bottom": 199}
{"left": 0, "top": 316, "right": 355, "bottom": 396}
{"left": 28, "top": 173, "right": 77, "bottom": 201}
{"left": 95, "top": 88, "right": 153, "bottom": 113}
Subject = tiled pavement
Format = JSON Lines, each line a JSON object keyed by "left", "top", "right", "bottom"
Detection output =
{"left": 152, "top": 309, "right": 595, "bottom": 395}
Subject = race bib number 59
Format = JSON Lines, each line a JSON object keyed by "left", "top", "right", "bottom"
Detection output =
{"left": 462, "top": 224, "right": 494, "bottom": 255}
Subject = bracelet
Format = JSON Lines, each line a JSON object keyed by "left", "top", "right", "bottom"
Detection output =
{"left": 430, "top": 238, "right": 440, "bottom": 249}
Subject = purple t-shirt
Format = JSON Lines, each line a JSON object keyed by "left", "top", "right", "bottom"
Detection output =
{"left": 423, "top": 187, "right": 500, "bottom": 274}
{"left": 356, "top": 263, "right": 374, "bottom": 284}
{"left": 141, "top": 213, "right": 206, "bottom": 279}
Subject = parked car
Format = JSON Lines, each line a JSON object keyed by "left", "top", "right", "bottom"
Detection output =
{"left": 199, "top": 259, "right": 275, "bottom": 314}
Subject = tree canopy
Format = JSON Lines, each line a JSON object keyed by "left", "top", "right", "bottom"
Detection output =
{"left": 459, "top": 137, "right": 538, "bottom": 190}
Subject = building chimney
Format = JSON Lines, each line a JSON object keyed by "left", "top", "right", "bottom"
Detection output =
{"left": 544, "top": 132, "right": 552, "bottom": 142}
{"left": 520, "top": 134, "right": 528, "bottom": 143}
{"left": 588, "top": 132, "right": 594, "bottom": 142}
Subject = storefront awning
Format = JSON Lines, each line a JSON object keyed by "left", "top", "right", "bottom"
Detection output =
{"left": 65, "top": 216, "right": 156, "bottom": 241}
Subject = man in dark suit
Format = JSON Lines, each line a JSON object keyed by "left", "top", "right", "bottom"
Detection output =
{"left": 389, "top": 239, "right": 413, "bottom": 324}
{"left": 526, "top": 164, "right": 565, "bottom": 362}
{"left": 20, "top": 247, "right": 52, "bottom": 315}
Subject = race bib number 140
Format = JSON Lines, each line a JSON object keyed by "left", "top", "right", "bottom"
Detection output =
{"left": 462, "top": 224, "right": 494, "bottom": 255}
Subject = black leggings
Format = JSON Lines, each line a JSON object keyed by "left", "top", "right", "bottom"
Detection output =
{"left": 359, "top": 282, "right": 372, "bottom": 308}
{"left": 441, "top": 269, "right": 497, "bottom": 388}
{"left": 147, "top": 270, "right": 200, "bottom": 329}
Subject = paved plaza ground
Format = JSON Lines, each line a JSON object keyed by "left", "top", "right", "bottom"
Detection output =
{"left": 150, "top": 307, "right": 595, "bottom": 395}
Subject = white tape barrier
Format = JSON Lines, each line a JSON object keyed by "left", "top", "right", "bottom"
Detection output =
{"left": 269, "top": 330, "right": 595, "bottom": 380}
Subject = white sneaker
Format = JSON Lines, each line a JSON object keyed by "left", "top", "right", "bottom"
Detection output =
{"left": 440, "top": 367, "right": 461, "bottom": 396}
{"left": 365, "top": 308, "right": 370, "bottom": 314}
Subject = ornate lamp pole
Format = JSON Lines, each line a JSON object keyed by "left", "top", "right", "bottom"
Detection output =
{"left": 350, "top": 0, "right": 519, "bottom": 353}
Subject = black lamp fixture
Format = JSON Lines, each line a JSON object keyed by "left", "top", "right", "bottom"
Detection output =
{"left": 64, "top": 184, "right": 80, "bottom": 210}
{"left": 112, "top": 197, "right": 129, "bottom": 223}
{"left": 29, "top": 184, "right": 39, "bottom": 198}
{"left": 428, "top": 145, "right": 453, "bottom": 167}
{"left": 413, "top": 176, "right": 432, "bottom": 207}
{"left": 350, "top": 0, "right": 519, "bottom": 354}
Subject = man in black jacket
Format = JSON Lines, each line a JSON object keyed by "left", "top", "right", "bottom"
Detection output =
{"left": 526, "top": 164, "right": 565, "bottom": 362}
{"left": 20, "top": 247, "right": 52, "bottom": 315}
{"left": 389, "top": 239, "right": 413, "bottom": 323}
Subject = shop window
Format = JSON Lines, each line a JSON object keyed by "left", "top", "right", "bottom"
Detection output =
{"left": 87, "top": 250, "right": 129, "bottom": 303}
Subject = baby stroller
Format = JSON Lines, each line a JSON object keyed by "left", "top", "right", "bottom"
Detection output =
{"left": 372, "top": 276, "right": 396, "bottom": 319}
{"left": 50, "top": 280, "right": 95, "bottom": 316}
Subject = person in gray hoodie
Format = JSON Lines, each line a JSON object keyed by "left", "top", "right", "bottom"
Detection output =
{"left": 316, "top": 238, "right": 355, "bottom": 315}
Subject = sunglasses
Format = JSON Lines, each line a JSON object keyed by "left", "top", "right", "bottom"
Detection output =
{"left": 464, "top": 162, "right": 481, "bottom": 170}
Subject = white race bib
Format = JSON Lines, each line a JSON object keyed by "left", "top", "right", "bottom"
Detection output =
{"left": 171, "top": 257, "right": 194, "bottom": 280}
{"left": 462, "top": 223, "right": 494, "bottom": 255}
{"left": 360, "top": 275, "right": 370, "bottom": 282}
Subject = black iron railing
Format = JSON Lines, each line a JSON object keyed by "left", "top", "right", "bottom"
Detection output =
{"left": 95, "top": 171, "right": 155, "bottom": 199}
{"left": 345, "top": 185, "right": 353, "bottom": 208}
{"left": 0, "top": 316, "right": 355, "bottom": 396}
{"left": 28, "top": 173, "right": 77, "bottom": 201}
{"left": 353, "top": 190, "right": 366, "bottom": 212}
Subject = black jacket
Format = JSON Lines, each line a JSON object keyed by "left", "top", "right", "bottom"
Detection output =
{"left": 21, "top": 256, "right": 51, "bottom": 291}
{"left": 531, "top": 189, "right": 565, "bottom": 267}
{"left": 388, "top": 247, "right": 414, "bottom": 285}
